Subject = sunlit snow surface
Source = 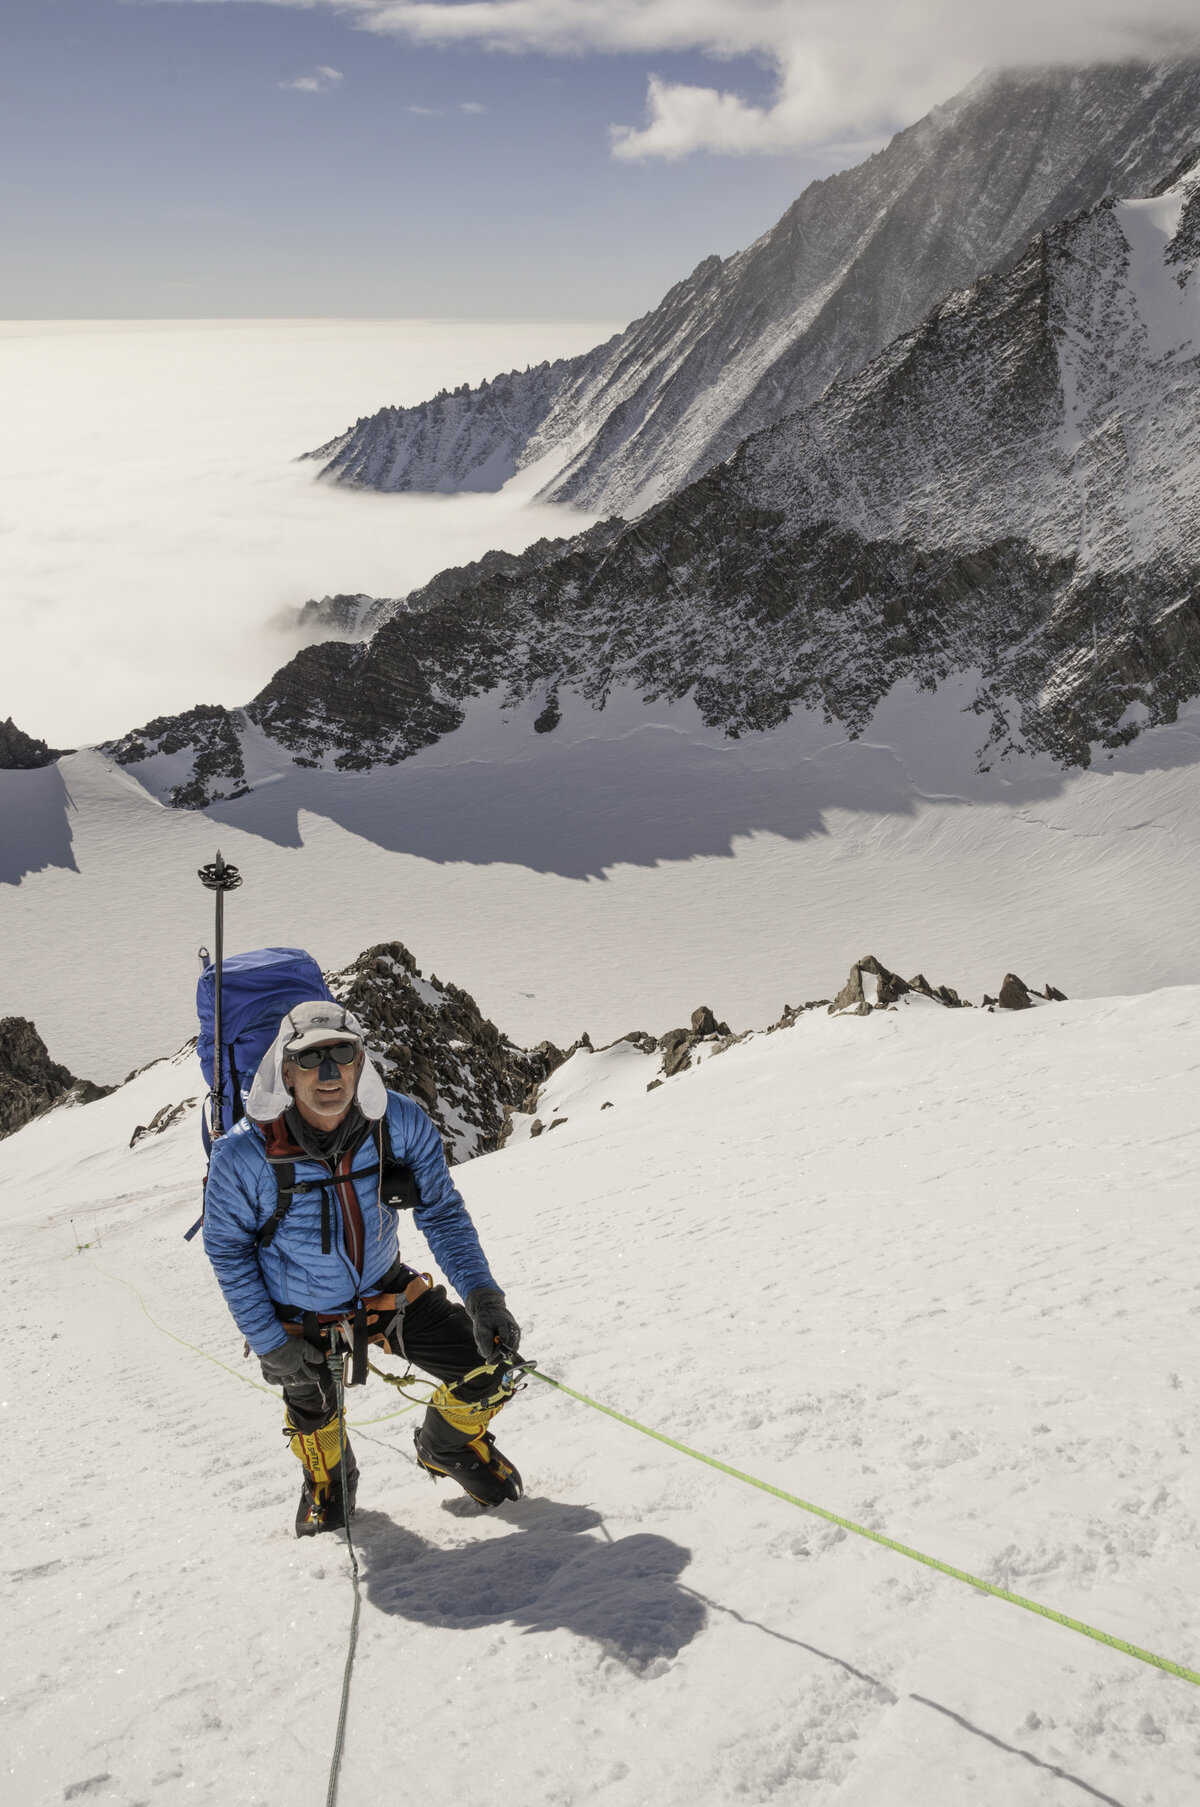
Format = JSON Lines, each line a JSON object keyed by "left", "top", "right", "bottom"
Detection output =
{"left": 4, "top": 676, "right": 1200, "bottom": 1084}
{"left": 2, "top": 988, "right": 1198, "bottom": 1803}
{"left": 0, "top": 320, "right": 613, "bottom": 747}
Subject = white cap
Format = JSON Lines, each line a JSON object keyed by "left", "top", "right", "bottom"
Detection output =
{"left": 281, "top": 1000, "right": 363, "bottom": 1056}
{"left": 246, "top": 999, "right": 388, "bottom": 1121}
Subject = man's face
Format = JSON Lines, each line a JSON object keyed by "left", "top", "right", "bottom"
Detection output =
{"left": 282, "top": 1042, "right": 363, "bottom": 1128}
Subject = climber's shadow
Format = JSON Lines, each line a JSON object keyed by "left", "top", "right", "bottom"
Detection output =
{"left": 354, "top": 1497, "right": 705, "bottom": 1671}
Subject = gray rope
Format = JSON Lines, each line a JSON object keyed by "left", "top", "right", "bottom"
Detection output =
{"left": 324, "top": 1346, "right": 362, "bottom": 1807}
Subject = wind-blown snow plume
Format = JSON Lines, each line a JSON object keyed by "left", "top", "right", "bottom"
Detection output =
{"left": 251, "top": 0, "right": 1200, "bottom": 156}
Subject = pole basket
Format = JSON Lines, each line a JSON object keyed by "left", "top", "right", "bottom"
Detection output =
{"left": 198, "top": 854, "right": 243, "bottom": 893}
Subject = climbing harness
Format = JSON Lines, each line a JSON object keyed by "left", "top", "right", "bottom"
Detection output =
{"left": 276, "top": 1267, "right": 435, "bottom": 1390}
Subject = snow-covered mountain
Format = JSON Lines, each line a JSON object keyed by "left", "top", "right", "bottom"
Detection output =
{"left": 307, "top": 62, "right": 1200, "bottom": 519}
{"left": 108, "top": 155, "right": 1200, "bottom": 796}
{"left": 6, "top": 980, "right": 1199, "bottom": 1804}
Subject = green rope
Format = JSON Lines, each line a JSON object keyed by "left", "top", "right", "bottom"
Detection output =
{"left": 531, "top": 1368, "right": 1200, "bottom": 1690}
{"left": 84, "top": 1255, "right": 418, "bottom": 1425}
{"left": 89, "top": 1245, "right": 1196, "bottom": 1692}
{"left": 86, "top": 1255, "right": 279, "bottom": 1395}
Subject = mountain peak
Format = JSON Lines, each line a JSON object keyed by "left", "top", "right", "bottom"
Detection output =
{"left": 308, "top": 60, "right": 1200, "bottom": 520}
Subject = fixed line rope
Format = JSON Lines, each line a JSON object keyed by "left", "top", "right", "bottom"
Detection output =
{"left": 528, "top": 1367, "right": 1200, "bottom": 1690}
{"left": 83, "top": 1255, "right": 420, "bottom": 1425}
{"left": 79, "top": 1251, "right": 1200, "bottom": 1713}
{"left": 82, "top": 1250, "right": 414, "bottom": 1807}
{"left": 324, "top": 1348, "right": 361, "bottom": 1807}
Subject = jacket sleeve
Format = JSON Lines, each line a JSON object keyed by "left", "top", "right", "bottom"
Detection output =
{"left": 202, "top": 1133, "right": 290, "bottom": 1356}
{"left": 398, "top": 1096, "right": 500, "bottom": 1302}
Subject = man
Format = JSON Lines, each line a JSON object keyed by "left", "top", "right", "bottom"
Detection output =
{"left": 202, "top": 999, "right": 523, "bottom": 1535}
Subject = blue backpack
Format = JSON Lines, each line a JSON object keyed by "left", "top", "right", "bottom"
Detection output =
{"left": 197, "top": 946, "right": 332, "bottom": 1152}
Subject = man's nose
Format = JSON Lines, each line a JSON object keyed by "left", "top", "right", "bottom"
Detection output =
{"left": 317, "top": 1055, "right": 341, "bottom": 1080}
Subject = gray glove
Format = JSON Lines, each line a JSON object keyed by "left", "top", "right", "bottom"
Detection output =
{"left": 260, "top": 1335, "right": 326, "bottom": 1387}
{"left": 465, "top": 1287, "right": 521, "bottom": 1361}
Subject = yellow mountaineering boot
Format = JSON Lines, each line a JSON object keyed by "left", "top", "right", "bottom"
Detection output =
{"left": 286, "top": 1409, "right": 359, "bottom": 1537}
{"left": 413, "top": 1377, "right": 522, "bottom": 1507}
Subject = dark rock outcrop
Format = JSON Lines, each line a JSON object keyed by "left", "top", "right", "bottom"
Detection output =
{"left": 325, "top": 942, "right": 565, "bottom": 1162}
{"left": 129, "top": 1098, "right": 198, "bottom": 1147}
{"left": 287, "top": 594, "right": 381, "bottom": 641}
{"left": 0, "top": 1018, "right": 113, "bottom": 1140}
{"left": 995, "top": 974, "right": 1069, "bottom": 1009}
{"left": 827, "top": 955, "right": 968, "bottom": 1015}
{"left": 657, "top": 1005, "right": 733, "bottom": 1078}
{"left": 0, "top": 719, "right": 72, "bottom": 770}
{"left": 824, "top": 956, "right": 1064, "bottom": 1017}
{"left": 103, "top": 704, "right": 248, "bottom": 810}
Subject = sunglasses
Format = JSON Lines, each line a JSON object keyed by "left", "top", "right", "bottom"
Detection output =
{"left": 287, "top": 1041, "right": 360, "bottom": 1070}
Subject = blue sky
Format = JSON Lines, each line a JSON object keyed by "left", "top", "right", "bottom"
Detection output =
{"left": 8, "top": 0, "right": 1197, "bottom": 321}
{"left": 3, "top": 0, "right": 844, "bottom": 319}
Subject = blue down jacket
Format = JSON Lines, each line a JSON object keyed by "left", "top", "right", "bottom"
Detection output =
{"left": 202, "top": 1090, "right": 498, "bottom": 1356}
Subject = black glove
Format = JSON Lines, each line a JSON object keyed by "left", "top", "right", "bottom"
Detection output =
{"left": 465, "top": 1287, "right": 521, "bottom": 1361}
{"left": 260, "top": 1335, "right": 326, "bottom": 1387}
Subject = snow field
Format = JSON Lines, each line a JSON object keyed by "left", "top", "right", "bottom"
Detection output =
{"left": 3, "top": 989, "right": 1199, "bottom": 1803}
{"left": 8, "top": 676, "right": 1200, "bottom": 1089}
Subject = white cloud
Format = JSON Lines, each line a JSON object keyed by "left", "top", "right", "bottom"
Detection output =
{"left": 0, "top": 319, "right": 615, "bottom": 747}
{"left": 460, "top": 101, "right": 487, "bottom": 113}
{"left": 279, "top": 65, "right": 345, "bottom": 93}
{"left": 324, "top": 0, "right": 1200, "bottom": 156}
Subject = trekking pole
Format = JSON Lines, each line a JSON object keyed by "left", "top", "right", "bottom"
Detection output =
{"left": 184, "top": 854, "right": 243, "bottom": 1245}
{"left": 197, "top": 851, "right": 242, "bottom": 1140}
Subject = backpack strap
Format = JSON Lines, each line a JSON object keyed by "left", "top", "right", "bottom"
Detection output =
{"left": 257, "top": 1159, "right": 298, "bottom": 1249}
{"left": 377, "top": 1114, "right": 420, "bottom": 1211}
{"left": 255, "top": 1115, "right": 421, "bottom": 1252}
{"left": 228, "top": 1046, "right": 244, "bottom": 1125}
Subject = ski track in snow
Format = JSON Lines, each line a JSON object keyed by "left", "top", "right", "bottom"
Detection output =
{"left": 3, "top": 991, "right": 1199, "bottom": 1804}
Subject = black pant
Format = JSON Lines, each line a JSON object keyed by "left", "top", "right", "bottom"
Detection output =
{"left": 278, "top": 1281, "right": 495, "bottom": 1461}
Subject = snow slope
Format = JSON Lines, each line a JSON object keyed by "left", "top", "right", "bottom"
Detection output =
{"left": 3, "top": 987, "right": 1198, "bottom": 1804}
{"left": 7, "top": 677, "right": 1200, "bottom": 1086}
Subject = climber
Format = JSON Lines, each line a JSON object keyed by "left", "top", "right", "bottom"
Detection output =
{"left": 201, "top": 999, "right": 522, "bottom": 1534}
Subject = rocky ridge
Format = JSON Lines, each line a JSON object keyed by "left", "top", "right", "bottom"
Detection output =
{"left": 0, "top": 1018, "right": 113, "bottom": 1141}
{"left": 325, "top": 941, "right": 570, "bottom": 1163}
{"left": 1, "top": 945, "right": 1061, "bottom": 1162}
{"left": 303, "top": 946, "right": 1073, "bottom": 1151}
{"left": 0, "top": 719, "right": 72, "bottom": 771}
{"left": 308, "top": 63, "right": 1200, "bottom": 520}
{"left": 280, "top": 593, "right": 384, "bottom": 643}
{"left": 104, "top": 156, "right": 1200, "bottom": 799}
{"left": 506, "top": 954, "right": 1068, "bottom": 1143}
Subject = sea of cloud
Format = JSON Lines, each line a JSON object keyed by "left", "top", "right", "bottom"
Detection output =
{"left": 0, "top": 317, "right": 613, "bottom": 748}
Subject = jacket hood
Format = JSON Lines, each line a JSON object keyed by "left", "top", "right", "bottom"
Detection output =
{"left": 245, "top": 1006, "right": 388, "bottom": 1122}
